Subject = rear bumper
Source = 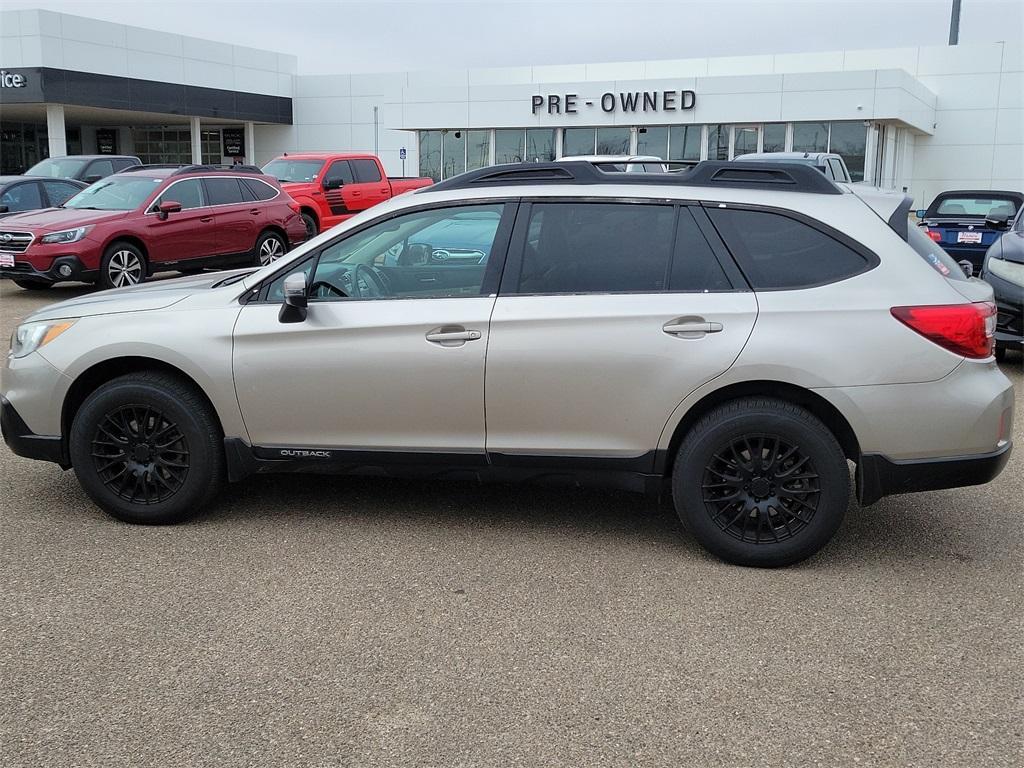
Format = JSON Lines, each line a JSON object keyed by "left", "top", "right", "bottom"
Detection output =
{"left": 857, "top": 442, "right": 1012, "bottom": 506}
{"left": 0, "top": 395, "right": 67, "bottom": 466}
{"left": 0, "top": 255, "right": 96, "bottom": 285}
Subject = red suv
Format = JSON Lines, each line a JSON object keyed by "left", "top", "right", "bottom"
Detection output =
{"left": 0, "top": 165, "right": 307, "bottom": 291}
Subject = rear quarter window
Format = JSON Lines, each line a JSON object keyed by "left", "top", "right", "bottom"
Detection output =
{"left": 706, "top": 206, "right": 872, "bottom": 290}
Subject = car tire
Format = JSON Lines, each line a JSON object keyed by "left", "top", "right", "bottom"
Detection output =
{"left": 69, "top": 371, "right": 225, "bottom": 525}
{"left": 99, "top": 242, "right": 147, "bottom": 289}
{"left": 12, "top": 280, "right": 52, "bottom": 290}
{"left": 301, "top": 212, "right": 318, "bottom": 240}
{"left": 994, "top": 345, "right": 1007, "bottom": 362}
{"left": 672, "top": 397, "right": 848, "bottom": 568}
{"left": 254, "top": 230, "right": 287, "bottom": 266}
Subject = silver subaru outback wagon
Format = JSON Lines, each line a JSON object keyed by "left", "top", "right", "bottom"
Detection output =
{"left": 2, "top": 161, "right": 1014, "bottom": 567}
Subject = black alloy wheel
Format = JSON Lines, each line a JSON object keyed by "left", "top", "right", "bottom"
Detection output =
{"left": 90, "top": 404, "right": 190, "bottom": 505}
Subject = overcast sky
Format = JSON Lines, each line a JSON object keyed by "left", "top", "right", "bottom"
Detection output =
{"left": 2, "top": 0, "right": 1022, "bottom": 74}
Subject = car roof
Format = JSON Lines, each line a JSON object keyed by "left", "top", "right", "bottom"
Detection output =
{"left": 34, "top": 154, "right": 138, "bottom": 161}
{"left": 270, "top": 152, "right": 375, "bottom": 160}
{"left": 929, "top": 189, "right": 1024, "bottom": 200}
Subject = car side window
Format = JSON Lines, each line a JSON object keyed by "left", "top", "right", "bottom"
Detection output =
{"left": 204, "top": 177, "right": 245, "bottom": 206}
{"left": 86, "top": 159, "right": 114, "bottom": 179}
{"left": 671, "top": 208, "right": 734, "bottom": 291}
{"left": 242, "top": 178, "right": 279, "bottom": 202}
{"left": 514, "top": 202, "right": 675, "bottom": 294}
{"left": 156, "top": 179, "right": 205, "bottom": 210}
{"left": 351, "top": 159, "right": 383, "bottom": 183}
{"left": 1, "top": 182, "right": 43, "bottom": 211}
{"left": 113, "top": 158, "right": 138, "bottom": 171}
{"left": 42, "top": 180, "right": 82, "bottom": 207}
{"left": 323, "top": 160, "right": 355, "bottom": 187}
{"left": 284, "top": 204, "right": 506, "bottom": 302}
{"left": 706, "top": 206, "right": 871, "bottom": 289}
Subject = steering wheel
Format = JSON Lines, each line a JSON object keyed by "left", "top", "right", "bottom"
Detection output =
{"left": 352, "top": 263, "right": 388, "bottom": 298}
{"left": 308, "top": 279, "right": 348, "bottom": 298}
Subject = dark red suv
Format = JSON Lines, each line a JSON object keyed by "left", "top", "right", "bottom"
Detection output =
{"left": 0, "top": 165, "right": 307, "bottom": 290}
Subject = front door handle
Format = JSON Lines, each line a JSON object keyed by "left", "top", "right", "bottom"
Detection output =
{"left": 663, "top": 317, "right": 724, "bottom": 338}
{"left": 199, "top": 216, "right": 214, "bottom": 223}
{"left": 425, "top": 327, "right": 482, "bottom": 346}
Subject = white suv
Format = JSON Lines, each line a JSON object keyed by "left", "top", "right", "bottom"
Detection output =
{"left": 2, "top": 161, "right": 1014, "bottom": 567}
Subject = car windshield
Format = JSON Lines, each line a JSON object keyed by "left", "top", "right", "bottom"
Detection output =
{"left": 62, "top": 176, "right": 164, "bottom": 211}
{"left": 262, "top": 159, "right": 325, "bottom": 183}
{"left": 25, "top": 157, "right": 89, "bottom": 178}
{"left": 931, "top": 196, "right": 1018, "bottom": 218}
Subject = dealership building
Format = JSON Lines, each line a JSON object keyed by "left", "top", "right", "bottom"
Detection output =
{"left": 1, "top": 8, "right": 1021, "bottom": 206}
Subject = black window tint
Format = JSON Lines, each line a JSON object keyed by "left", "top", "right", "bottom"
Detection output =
{"left": 670, "top": 208, "right": 733, "bottom": 291}
{"left": 159, "top": 179, "right": 204, "bottom": 210}
{"left": 352, "top": 159, "right": 383, "bottom": 182}
{"left": 205, "top": 177, "right": 245, "bottom": 206}
{"left": 113, "top": 159, "right": 138, "bottom": 171}
{"left": 242, "top": 178, "right": 278, "bottom": 201}
{"left": 42, "top": 180, "right": 82, "bottom": 206}
{"left": 707, "top": 207, "right": 869, "bottom": 289}
{"left": 324, "top": 160, "right": 355, "bottom": 186}
{"left": 517, "top": 202, "right": 674, "bottom": 294}
{"left": 237, "top": 178, "right": 258, "bottom": 202}
{"left": 86, "top": 159, "right": 114, "bottom": 179}
{"left": 0, "top": 182, "right": 43, "bottom": 211}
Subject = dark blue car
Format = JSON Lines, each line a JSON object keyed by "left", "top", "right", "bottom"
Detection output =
{"left": 981, "top": 206, "right": 1024, "bottom": 361}
{"left": 916, "top": 190, "right": 1024, "bottom": 274}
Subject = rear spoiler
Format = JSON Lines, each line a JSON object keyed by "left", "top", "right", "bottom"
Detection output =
{"left": 847, "top": 185, "right": 915, "bottom": 242}
{"left": 887, "top": 194, "right": 914, "bottom": 241}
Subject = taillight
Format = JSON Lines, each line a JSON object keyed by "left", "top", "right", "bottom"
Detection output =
{"left": 891, "top": 302, "right": 996, "bottom": 359}
{"left": 926, "top": 229, "right": 942, "bottom": 242}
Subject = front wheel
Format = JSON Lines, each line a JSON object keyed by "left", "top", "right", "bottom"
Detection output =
{"left": 69, "top": 372, "right": 225, "bottom": 524}
{"left": 672, "top": 397, "right": 849, "bottom": 568}
{"left": 99, "top": 242, "right": 146, "bottom": 289}
{"left": 254, "top": 230, "right": 287, "bottom": 266}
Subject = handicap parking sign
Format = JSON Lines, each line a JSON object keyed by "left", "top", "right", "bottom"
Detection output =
{"left": 399, "top": 147, "right": 407, "bottom": 160}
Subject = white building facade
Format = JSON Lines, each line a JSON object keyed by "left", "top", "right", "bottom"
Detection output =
{"left": 1, "top": 9, "right": 1021, "bottom": 207}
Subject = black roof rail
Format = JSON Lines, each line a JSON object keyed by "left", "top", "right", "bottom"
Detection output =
{"left": 173, "top": 164, "right": 264, "bottom": 175}
{"left": 424, "top": 160, "right": 842, "bottom": 195}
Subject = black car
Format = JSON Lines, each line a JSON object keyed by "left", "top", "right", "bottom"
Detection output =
{"left": 24, "top": 154, "right": 141, "bottom": 184}
{"left": 981, "top": 208, "right": 1024, "bottom": 361}
{"left": 0, "top": 176, "right": 87, "bottom": 219}
{"left": 916, "top": 190, "right": 1024, "bottom": 274}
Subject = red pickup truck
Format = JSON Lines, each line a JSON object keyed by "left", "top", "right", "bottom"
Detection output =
{"left": 261, "top": 152, "right": 433, "bottom": 237}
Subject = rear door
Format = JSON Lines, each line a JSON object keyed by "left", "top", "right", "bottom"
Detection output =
{"left": 484, "top": 199, "right": 758, "bottom": 463}
{"left": 203, "top": 176, "right": 257, "bottom": 255}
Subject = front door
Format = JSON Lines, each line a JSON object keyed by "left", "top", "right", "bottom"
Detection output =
{"left": 321, "top": 159, "right": 356, "bottom": 229}
{"left": 232, "top": 201, "right": 514, "bottom": 454}
{"left": 143, "top": 178, "right": 221, "bottom": 265}
{"left": 484, "top": 200, "right": 758, "bottom": 462}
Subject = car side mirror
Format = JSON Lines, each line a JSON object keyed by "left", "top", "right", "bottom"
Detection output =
{"left": 958, "top": 259, "right": 974, "bottom": 278}
{"left": 279, "top": 271, "right": 308, "bottom": 323}
{"left": 156, "top": 201, "right": 182, "bottom": 220}
{"left": 985, "top": 214, "right": 1010, "bottom": 230}
{"left": 323, "top": 178, "right": 343, "bottom": 190}
{"left": 0, "top": 205, "right": 8, "bottom": 214}
{"left": 915, "top": 209, "right": 927, "bottom": 220}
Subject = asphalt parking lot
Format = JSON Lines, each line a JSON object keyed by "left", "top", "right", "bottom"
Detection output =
{"left": 1, "top": 278, "right": 1021, "bottom": 768}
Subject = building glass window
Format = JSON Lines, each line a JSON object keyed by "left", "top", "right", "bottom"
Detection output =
{"left": 525, "top": 128, "right": 555, "bottom": 161}
{"left": 636, "top": 126, "right": 668, "bottom": 159}
{"left": 419, "top": 130, "right": 442, "bottom": 181}
{"left": 467, "top": 129, "right": 491, "bottom": 171}
{"left": 827, "top": 121, "right": 867, "bottom": 183}
{"left": 442, "top": 130, "right": 467, "bottom": 179}
{"left": 562, "top": 127, "right": 596, "bottom": 157}
{"left": 707, "top": 124, "right": 729, "bottom": 160}
{"left": 495, "top": 129, "right": 524, "bottom": 164}
{"left": 668, "top": 125, "right": 701, "bottom": 163}
{"left": 792, "top": 122, "right": 829, "bottom": 153}
{"left": 762, "top": 123, "right": 786, "bottom": 153}
{"left": 596, "top": 127, "right": 630, "bottom": 155}
{"left": 133, "top": 127, "right": 220, "bottom": 165}
{"left": 733, "top": 126, "right": 759, "bottom": 157}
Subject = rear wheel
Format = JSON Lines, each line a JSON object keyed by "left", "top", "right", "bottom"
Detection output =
{"left": 301, "top": 212, "right": 318, "bottom": 240}
{"left": 99, "top": 242, "right": 146, "bottom": 289}
{"left": 672, "top": 397, "right": 849, "bottom": 567}
{"left": 994, "top": 345, "right": 1007, "bottom": 362}
{"left": 13, "top": 280, "right": 52, "bottom": 291}
{"left": 254, "top": 230, "right": 287, "bottom": 266}
{"left": 69, "top": 372, "right": 225, "bottom": 525}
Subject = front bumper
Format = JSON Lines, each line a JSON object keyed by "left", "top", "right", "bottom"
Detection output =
{"left": 983, "top": 269, "right": 1024, "bottom": 347}
{"left": 0, "top": 255, "right": 97, "bottom": 285}
{"left": 0, "top": 395, "right": 67, "bottom": 466}
{"left": 858, "top": 443, "right": 1012, "bottom": 506}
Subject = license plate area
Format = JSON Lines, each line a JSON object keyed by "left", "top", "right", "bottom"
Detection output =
{"left": 957, "top": 231, "right": 982, "bottom": 244}
{"left": 0, "top": 254, "right": 14, "bottom": 267}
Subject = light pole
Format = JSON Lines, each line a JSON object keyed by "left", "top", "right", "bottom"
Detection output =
{"left": 949, "top": 0, "right": 962, "bottom": 45}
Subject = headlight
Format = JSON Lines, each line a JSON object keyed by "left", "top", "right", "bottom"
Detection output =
{"left": 986, "top": 257, "right": 1024, "bottom": 287}
{"left": 9, "top": 319, "right": 78, "bottom": 359}
{"left": 40, "top": 226, "right": 91, "bottom": 244}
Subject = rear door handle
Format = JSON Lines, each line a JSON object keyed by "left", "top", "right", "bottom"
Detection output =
{"left": 663, "top": 318, "right": 723, "bottom": 337}
{"left": 199, "top": 216, "right": 214, "bottom": 223}
{"left": 249, "top": 208, "right": 260, "bottom": 216}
